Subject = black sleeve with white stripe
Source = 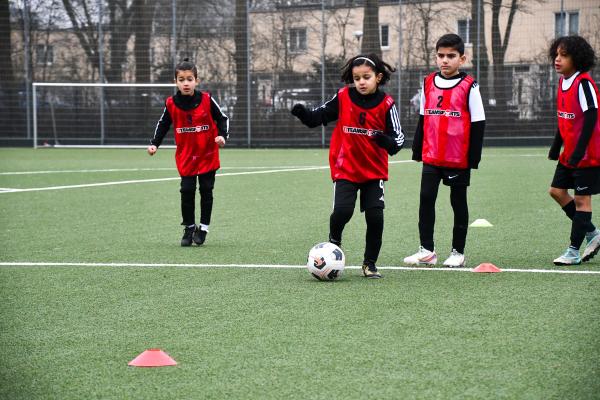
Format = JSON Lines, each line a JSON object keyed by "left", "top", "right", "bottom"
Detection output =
{"left": 150, "top": 104, "right": 172, "bottom": 147}
{"left": 383, "top": 102, "right": 405, "bottom": 155}
{"left": 210, "top": 95, "right": 230, "bottom": 140}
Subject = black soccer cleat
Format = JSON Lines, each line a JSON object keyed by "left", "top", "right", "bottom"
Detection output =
{"left": 362, "top": 263, "right": 382, "bottom": 279}
{"left": 181, "top": 226, "right": 195, "bottom": 247}
{"left": 193, "top": 228, "right": 207, "bottom": 245}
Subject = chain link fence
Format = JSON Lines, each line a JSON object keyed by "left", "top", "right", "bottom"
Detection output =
{"left": 1, "top": 0, "right": 599, "bottom": 147}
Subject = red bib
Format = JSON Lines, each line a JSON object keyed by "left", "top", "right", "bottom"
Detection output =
{"left": 422, "top": 72, "right": 473, "bottom": 169}
{"left": 329, "top": 87, "right": 393, "bottom": 183}
{"left": 166, "top": 92, "right": 220, "bottom": 176}
{"left": 557, "top": 72, "right": 600, "bottom": 168}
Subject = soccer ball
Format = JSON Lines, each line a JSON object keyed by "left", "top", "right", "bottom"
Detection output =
{"left": 307, "top": 242, "right": 345, "bottom": 281}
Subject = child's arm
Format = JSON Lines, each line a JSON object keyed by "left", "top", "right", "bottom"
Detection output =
{"left": 568, "top": 80, "right": 598, "bottom": 167}
{"left": 548, "top": 129, "right": 563, "bottom": 160}
{"left": 412, "top": 86, "right": 425, "bottom": 161}
{"left": 210, "top": 95, "right": 229, "bottom": 145}
{"left": 373, "top": 103, "right": 404, "bottom": 155}
{"left": 467, "top": 82, "right": 486, "bottom": 169}
{"left": 147, "top": 105, "right": 172, "bottom": 155}
{"left": 291, "top": 94, "right": 339, "bottom": 128}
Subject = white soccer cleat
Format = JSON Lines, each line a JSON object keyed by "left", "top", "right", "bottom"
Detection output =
{"left": 553, "top": 247, "right": 581, "bottom": 266}
{"left": 403, "top": 246, "right": 437, "bottom": 266}
{"left": 582, "top": 230, "right": 600, "bottom": 262}
{"left": 443, "top": 249, "right": 466, "bottom": 268}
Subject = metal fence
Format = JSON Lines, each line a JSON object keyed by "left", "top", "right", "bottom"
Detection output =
{"left": 1, "top": 0, "right": 599, "bottom": 147}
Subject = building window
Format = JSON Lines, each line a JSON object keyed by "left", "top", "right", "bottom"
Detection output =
{"left": 289, "top": 28, "right": 307, "bottom": 53}
{"left": 555, "top": 11, "right": 579, "bottom": 37}
{"left": 457, "top": 19, "right": 471, "bottom": 44}
{"left": 380, "top": 24, "right": 389, "bottom": 48}
{"left": 36, "top": 44, "right": 54, "bottom": 65}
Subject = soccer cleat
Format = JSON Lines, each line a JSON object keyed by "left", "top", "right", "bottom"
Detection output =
{"left": 553, "top": 247, "right": 582, "bottom": 266}
{"left": 181, "top": 226, "right": 195, "bottom": 247}
{"left": 403, "top": 246, "right": 437, "bottom": 266}
{"left": 582, "top": 230, "right": 600, "bottom": 262}
{"left": 442, "top": 249, "right": 466, "bottom": 268}
{"left": 362, "top": 263, "right": 382, "bottom": 279}
{"left": 193, "top": 227, "right": 207, "bottom": 245}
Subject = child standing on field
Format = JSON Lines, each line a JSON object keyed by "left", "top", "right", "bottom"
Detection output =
{"left": 148, "top": 58, "right": 229, "bottom": 247}
{"left": 291, "top": 53, "right": 404, "bottom": 278}
{"left": 404, "top": 33, "right": 485, "bottom": 268}
{"left": 548, "top": 36, "right": 600, "bottom": 265}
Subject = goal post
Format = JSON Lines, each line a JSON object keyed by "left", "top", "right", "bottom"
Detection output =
{"left": 32, "top": 82, "right": 176, "bottom": 149}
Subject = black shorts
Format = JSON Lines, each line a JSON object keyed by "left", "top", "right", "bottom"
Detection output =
{"left": 333, "top": 179, "right": 385, "bottom": 212}
{"left": 551, "top": 163, "right": 600, "bottom": 196}
{"left": 422, "top": 163, "right": 471, "bottom": 186}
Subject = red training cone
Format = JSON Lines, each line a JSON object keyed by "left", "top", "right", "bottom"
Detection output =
{"left": 128, "top": 349, "right": 177, "bottom": 367}
{"left": 472, "top": 263, "right": 502, "bottom": 273}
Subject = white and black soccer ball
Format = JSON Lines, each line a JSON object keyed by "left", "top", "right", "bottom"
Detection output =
{"left": 307, "top": 242, "right": 345, "bottom": 281}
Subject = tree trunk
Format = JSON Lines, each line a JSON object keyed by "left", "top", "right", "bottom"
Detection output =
{"left": 471, "top": 0, "right": 489, "bottom": 92}
{"left": 361, "top": 0, "right": 380, "bottom": 57}
{"left": 490, "top": 0, "right": 518, "bottom": 111}
{"left": 0, "top": 0, "right": 15, "bottom": 134}
{"left": 233, "top": 0, "right": 248, "bottom": 145}
{"left": 132, "top": 0, "right": 152, "bottom": 134}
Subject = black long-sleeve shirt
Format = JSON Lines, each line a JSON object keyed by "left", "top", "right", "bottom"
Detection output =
{"left": 150, "top": 90, "right": 229, "bottom": 147}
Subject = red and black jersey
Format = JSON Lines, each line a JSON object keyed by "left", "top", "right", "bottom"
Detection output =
{"left": 556, "top": 72, "right": 600, "bottom": 168}
{"left": 329, "top": 87, "right": 394, "bottom": 183}
{"left": 166, "top": 92, "right": 220, "bottom": 176}
{"left": 422, "top": 72, "right": 474, "bottom": 169}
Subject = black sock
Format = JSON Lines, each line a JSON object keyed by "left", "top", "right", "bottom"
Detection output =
{"left": 571, "top": 211, "right": 592, "bottom": 249}
{"left": 329, "top": 207, "right": 353, "bottom": 245}
{"left": 450, "top": 186, "right": 468, "bottom": 254}
{"left": 364, "top": 208, "right": 384, "bottom": 265}
{"left": 562, "top": 200, "right": 576, "bottom": 220}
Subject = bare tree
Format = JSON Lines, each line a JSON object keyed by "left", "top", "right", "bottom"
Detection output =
{"left": 233, "top": 0, "right": 248, "bottom": 140}
{"left": 0, "top": 0, "right": 15, "bottom": 132}
{"left": 489, "top": 0, "right": 542, "bottom": 110}
{"left": 410, "top": 0, "right": 453, "bottom": 70}
{"left": 361, "top": 0, "right": 380, "bottom": 56}
{"left": 471, "top": 0, "right": 489, "bottom": 90}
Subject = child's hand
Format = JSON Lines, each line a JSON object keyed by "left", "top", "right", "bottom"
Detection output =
{"left": 147, "top": 145, "right": 157, "bottom": 156}
{"left": 215, "top": 136, "right": 226, "bottom": 147}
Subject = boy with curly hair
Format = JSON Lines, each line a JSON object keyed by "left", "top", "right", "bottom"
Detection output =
{"left": 548, "top": 35, "right": 600, "bottom": 265}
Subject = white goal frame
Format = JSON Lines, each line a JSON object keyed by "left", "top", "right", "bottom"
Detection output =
{"left": 32, "top": 82, "right": 175, "bottom": 149}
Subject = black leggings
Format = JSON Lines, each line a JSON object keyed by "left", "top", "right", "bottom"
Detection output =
{"left": 330, "top": 206, "right": 383, "bottom": 265}
{"left": 419, "top": 174, "right": 468, "bottom": 253}
{"left": 180, "top": 171, "right": 216, "bottom": 227}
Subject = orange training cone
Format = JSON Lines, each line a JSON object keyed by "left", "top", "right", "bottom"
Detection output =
{"left": 128, "top": 349, "right": 177, "bottom": 367}
{"left": 473, "top": 263, "right": 501, "bottom": 273}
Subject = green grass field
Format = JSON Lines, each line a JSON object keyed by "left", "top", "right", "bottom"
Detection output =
{"left": 1, "top": 147, "right": 599, "bottom": 399}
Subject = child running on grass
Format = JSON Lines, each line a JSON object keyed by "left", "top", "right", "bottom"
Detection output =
{"left": 403, "top": 33, "right": 485, "bottom": 268}
{"left": 148, "top": 58, "right": 229, "bottom": 247}
{"left": 548, "top": 35, "right": 600, "bottom": 265}
{"left": 291, "top": 53, "right": 404, "bottom": 278}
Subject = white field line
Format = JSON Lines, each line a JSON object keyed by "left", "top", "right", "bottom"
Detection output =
{"left": 0, "top": 161, "right": 414, "bottom": 194}
{"left": 0, "top": 166, "right": 338, "bottom": 176}
{"left": 0, "top": 261, "right": 599, "bottom": 275}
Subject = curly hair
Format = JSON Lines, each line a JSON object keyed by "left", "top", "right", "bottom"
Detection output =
{"left": 340, "top": 53, "right": 396, "bottom": 86}
{"left": 549, "top": 36, "right": 596, "bottom": 72}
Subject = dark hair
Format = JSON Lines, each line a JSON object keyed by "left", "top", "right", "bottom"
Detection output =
{"left": 548, "top": 36, "right": 596, "bottom": 72}
{"left": 340, "top": 53, "right": 396, "bottom": 86}
{"left": 436, "top": 33, "right": 465, "bottom": 56}
{"left": 174, "top": 57, "right": 198, "bottom": 79}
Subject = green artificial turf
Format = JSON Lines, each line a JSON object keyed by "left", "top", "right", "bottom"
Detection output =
{"left": 1, "top": 147, "right": 599, "bottom": 399}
